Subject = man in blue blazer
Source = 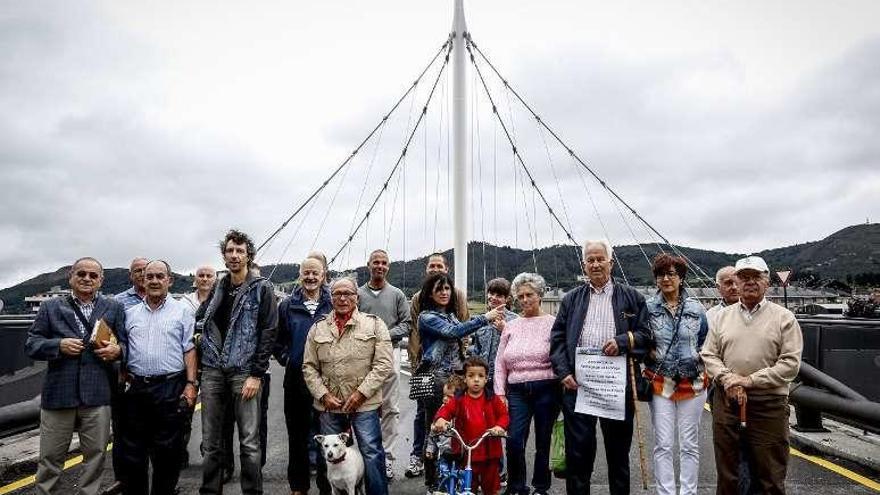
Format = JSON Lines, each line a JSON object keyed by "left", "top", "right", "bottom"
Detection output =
{"left": 25, "top": 257, "right": 127, "bottom": 495}
{"left": 549, "top": 240, "right": 652, "bottom": 495}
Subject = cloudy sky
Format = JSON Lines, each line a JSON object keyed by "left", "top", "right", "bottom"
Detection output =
{"left": 2, "top": 0, "right": 879, "bottom": 289}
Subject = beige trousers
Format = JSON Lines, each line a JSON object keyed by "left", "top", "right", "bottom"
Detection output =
{"left": 380, "top": 347, "right": 402, "bottom": 461}
{"left": 36, "top": 406, "right": 111, "bottom": 495}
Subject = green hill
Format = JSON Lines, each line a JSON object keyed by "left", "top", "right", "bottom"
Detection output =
{"left": 2, "top": 223, "right": 878, "bottom": 313}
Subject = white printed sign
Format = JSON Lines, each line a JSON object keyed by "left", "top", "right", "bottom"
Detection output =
{"left": 574, "top": 347, "right": 627, "bottom": 421}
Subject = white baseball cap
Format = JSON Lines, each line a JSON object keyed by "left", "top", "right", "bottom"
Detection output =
{"left": 734, "top": 256, "right": 769, "bottom": 274}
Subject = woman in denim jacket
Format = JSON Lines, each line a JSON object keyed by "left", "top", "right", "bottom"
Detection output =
{"left": 416, "top": 272, "right": 506, "bottom": 492}
{"left": 644, "top": 253, "right": 709, "bottom": 495}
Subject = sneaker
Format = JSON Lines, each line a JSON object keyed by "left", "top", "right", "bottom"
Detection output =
{"left": 405, "top": 454, "right": 424, "bottom": 478}
{"left": 385, "top": 458, "right": 395, "bottom": 481}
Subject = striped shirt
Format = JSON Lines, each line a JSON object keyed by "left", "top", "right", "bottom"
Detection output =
{"left": 72, "top": 297, "right": 95, "bottom": 337}
{"left": 125, "top": 296, "right": 195, "bottom": 377}
{"left": 579, "top": 280, "right": 616, "bottom": 349}
{"left": 115, "top": 287, "right": 144, "bottom": 310}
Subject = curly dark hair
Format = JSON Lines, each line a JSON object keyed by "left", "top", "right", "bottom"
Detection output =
{"left": 219, "top": 229, "right": 257, "bottom": 266}
{"left": 418, "top": 272, "right": 458, "bottom": 313}
{"left": 652, "top": 253, "right": 688, "bottom": 279}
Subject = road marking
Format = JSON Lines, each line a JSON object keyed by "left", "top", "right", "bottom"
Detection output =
{"left": 0, "top": 403, "right": 202, "bottom": 494}
{"left": 702, "top": 403, "right": 880, "bottom": 491}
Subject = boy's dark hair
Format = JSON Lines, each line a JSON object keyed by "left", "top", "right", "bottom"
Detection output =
{"left": 220, "top": 229, "right": 257, "bottom": 266}
{"left": 486, "top": 277, "right": 511, "bottom": 297}
{"left": 418, "top": 272, "right": 459, "bottom": 313}
{"left": 462, "top": 356, "right": 489, "bottom": 375}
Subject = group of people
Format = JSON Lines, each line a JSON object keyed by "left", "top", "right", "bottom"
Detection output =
{"left": 25, "top": 230, "right": 803, "bottom": 495}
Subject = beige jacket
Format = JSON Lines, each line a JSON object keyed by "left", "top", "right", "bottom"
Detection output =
{"left": 303, "top": 309, "right": 393, "bottom": 412}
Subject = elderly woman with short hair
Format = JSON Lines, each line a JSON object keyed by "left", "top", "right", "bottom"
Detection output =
{"left": 644, "top": 253, "right": 709, "bottom": 495}
{"left": 494, "top": 272, "right": 559, "bottom": 495}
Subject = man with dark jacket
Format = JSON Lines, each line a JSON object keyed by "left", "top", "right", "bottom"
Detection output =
{"left": 274, "top": 256, "right": 333, "bottom": 495}
{"left": 197, "top": 230, "right": 278, "bottom": 495}
{"left": 549, "top": 240, "right": 652, "bottom": 495}
{"left": 25, "top": 257, "right": 126, "bottom": 495}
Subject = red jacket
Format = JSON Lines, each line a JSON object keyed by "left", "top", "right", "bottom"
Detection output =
{"left": 434, "top": 391, "right": 509, "bottom": 461}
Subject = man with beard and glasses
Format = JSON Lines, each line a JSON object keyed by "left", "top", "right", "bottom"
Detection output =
{"left": 197, "top": 229, "right": 278, "bottom": 495}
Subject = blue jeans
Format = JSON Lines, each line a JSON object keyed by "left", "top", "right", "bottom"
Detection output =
{"left": 320, "top": 409, "right": 388, "bottom": 495}
{"left": 200, "top": 368, "right": 263, "bottom": 495}
{"left": 506, "top": 379, "right": 561, "bottom": 494}
{"left": 411, "top": 398, "right": 426, "bottom": 458}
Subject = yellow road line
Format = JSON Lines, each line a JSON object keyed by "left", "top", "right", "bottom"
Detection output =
{"left": 702, "top": 402, "right": 880, "bottom": 491}
{"left": 0, "top": 403, "right": 201, "bottom": 494}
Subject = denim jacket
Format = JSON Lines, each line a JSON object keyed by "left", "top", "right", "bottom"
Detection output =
{"left": 644, "top": 290, "right": 708, "bottom": 380}
{"left": 468, "top": 309, "right": 518, "bottom": 380}
{"left": 418, "top": 310, "right": 488, "bottom": 376}
{"left": 197, "top": 272, "right": 278, "bottom": 377}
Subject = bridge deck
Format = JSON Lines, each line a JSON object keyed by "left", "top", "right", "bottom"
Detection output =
{"left": 2, "top": 361, "right": 878, "bottom": 494}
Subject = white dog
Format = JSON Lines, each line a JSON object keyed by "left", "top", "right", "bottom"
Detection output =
{"left": 315, "top": 432, "right": 365, "bottom": 495}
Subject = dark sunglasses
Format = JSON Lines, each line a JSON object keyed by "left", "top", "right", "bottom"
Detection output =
{"left": 76, "top": 271, "right": 100, "bottom": 280}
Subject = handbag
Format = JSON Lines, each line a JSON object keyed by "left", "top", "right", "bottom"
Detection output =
{"left": 408, "top": 361, "right": 437, "bottom": 400}
{"left": 631, "top": 302, "right": 685, "bottom": 402}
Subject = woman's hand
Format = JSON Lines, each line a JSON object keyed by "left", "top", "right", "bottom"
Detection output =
{"left": 483, "top": 305, "right": 506, "bottom": 323}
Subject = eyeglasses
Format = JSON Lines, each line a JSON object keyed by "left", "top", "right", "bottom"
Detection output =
{"left": 331, "top": 291, "right": 357, "bottom": 299}
{"left": 76, "top": 271, "right": 100, "bottom": 280}
{"left": 656, "top": 271, "right": 680, "bottom": 280}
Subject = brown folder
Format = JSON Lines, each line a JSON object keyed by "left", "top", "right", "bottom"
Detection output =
{"left": 91, "top": 318, "right": 117, "bottom": 347}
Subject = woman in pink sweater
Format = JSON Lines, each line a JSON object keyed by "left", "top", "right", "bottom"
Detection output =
{"left": 494, "top": 272, "right": 560, "bottom": 495}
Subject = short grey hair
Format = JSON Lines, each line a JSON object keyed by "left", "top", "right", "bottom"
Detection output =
{"left": 145, "top": 259, "right": 173, "bottom": 276}
{"left": 330, "top": 277, "right": 357, "bottom": 292}
{"left": 715, "top": 266, "right": 736, "bottom": 285}
{"left": 511, "top": 272, "right": 547, "bottom": 296}
{"left": 583, "top": 239, "right": 614, "bottom": 260}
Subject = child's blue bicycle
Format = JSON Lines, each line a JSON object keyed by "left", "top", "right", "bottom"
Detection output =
{"left": 431, "top": 426, "right": 506, "bottom": 495}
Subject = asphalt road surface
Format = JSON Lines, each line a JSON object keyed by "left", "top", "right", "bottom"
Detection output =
{"left": 5, "top": 360, "right": 879, "bottom": 494}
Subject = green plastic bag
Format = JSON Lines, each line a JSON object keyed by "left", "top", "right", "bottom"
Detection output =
{"left": 550, "top": 417, "right": 566, "bottom": 477}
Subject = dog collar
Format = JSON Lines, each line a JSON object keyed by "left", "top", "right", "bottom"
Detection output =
{"left": 327, "top": 452, "right": 347, "bottom": 464}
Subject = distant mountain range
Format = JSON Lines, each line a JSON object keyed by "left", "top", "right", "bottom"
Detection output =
{"left": 1, "top": 223, "right": 877, "bottom": 314}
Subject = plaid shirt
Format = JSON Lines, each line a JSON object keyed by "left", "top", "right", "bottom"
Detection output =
{"left": 72, "top": 297, "right": 95, "bottom": 336}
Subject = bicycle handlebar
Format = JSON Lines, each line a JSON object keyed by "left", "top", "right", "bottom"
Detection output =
{"left": 439, "top": 426, "right": 507, "bottom": 452}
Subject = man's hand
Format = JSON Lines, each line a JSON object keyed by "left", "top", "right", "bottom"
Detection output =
{"left": 561, "top": 374, "right": 578, "bottom": 391}
{"left": 488, "top": 426, "right": 506, "bottom": 437}
{"left": 342, "top": 390, "right": 367, "bottom": 413}
{"left": 94, "top": 341, "right": 120, "bottom": 362}
{"left": 432, "top": 418, "right": 449, "bottom": 433}
{"left": 723, "top": 374, "right": 752, "bottom": 392}
{"left": 182, "top": 383, "right": 198, "bottom": 407}
{"left": 59, "top": 338, "right": 85, "bottom": 356}
{"left": 321, "top": 393, "right": 344, "bottom": 411}
{"left": 241, "top": 377, "right": 262, "bottom": 401}
{"left": 602, "top": 338, "right": 619, "bottom": 356}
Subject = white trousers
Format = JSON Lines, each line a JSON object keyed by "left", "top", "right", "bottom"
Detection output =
{"left": 380, "top": 347, "right": 401, "bottom": 461}
{"left": 649, "top": 391, "right": 707, "bottom": 495}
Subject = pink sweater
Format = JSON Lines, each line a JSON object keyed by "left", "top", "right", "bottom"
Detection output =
{"left": 494, "top": 314, "right": 557, "bottom": 395}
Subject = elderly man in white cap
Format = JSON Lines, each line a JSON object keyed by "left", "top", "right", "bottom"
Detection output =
{"left": 701, "top": 256, "right": 803, "bottom": 495}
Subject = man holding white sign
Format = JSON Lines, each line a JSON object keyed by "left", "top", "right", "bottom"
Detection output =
{"left": 549, "top": 239, "right": 652, "bottom": 495}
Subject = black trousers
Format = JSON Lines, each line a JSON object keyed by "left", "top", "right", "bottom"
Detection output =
{"left": 284, "top": 373, "right": 330, "bottom": 493}
{"left": 561, "top": 388, "right": 634, "bottom": 495}
{"left": 118, "top": 374, "right": 188, "bottom": 495}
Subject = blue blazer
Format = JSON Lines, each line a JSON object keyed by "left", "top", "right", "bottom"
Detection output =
{"left": 549, "top": 282, "right": 652, "bottom": 383}
{"left": 25, "top": 295, "right": 127, "bottom": 410}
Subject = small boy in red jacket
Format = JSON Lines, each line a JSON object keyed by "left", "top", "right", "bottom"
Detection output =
{"left": 432, "top": 357, "right": 509, "bottom": 495}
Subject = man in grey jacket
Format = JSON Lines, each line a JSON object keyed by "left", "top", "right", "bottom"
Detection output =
{"left": 358, "top": 249, "right": 411, "bottom": 481}
{"left": 26, "top": 257, "right": 126, "bottom": 495}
